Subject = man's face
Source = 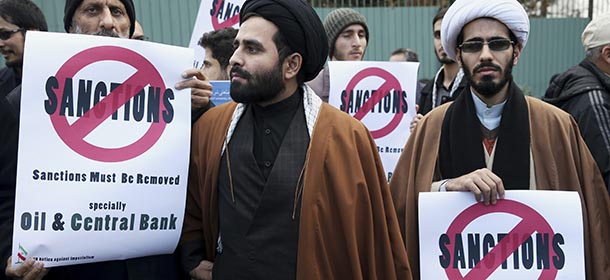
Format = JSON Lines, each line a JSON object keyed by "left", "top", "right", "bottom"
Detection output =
{"left": 332, "top": 24, "right": 367, "bottom": 61}
{"left": 229, "top": 16, "right": 285, "bottom": 104}
{"left": 203, "top": 48, "right": 229, "bottom": 80}
{"left": 433, "top": 20, "right": 454, "bottom": 65}
{"left": 70, "top": 0, "right": 130, "bottom": 38}
{"left": 457, "top": 18, "right": 521, "bottom": 97}
{"left": 0, "top": 16, "right": 25, "bottom": 68}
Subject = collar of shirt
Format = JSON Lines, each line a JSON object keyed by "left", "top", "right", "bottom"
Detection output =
{"left": 471, "top": 92, "right": 506, "bottom": 130}
{"left": 252, "top": 88, "right": 302, "bottom": 118}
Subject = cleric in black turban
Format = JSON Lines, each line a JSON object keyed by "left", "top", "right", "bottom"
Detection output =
{"left": 240, "top": 0, "right": 328, "bottom": 82}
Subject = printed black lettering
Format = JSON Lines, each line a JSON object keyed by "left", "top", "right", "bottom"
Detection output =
{"left": 552, "top": 233, "right": 565, "bottom": 269}
{"left": 439, "top": 234, "right": 450, "bottom": 268}
{"left": 76, "top": 79, "right": 92, "bottom": 117}
{"left": 453, "top": 234, "right": 466, "bottom": 269}
{"left": 45, "top": 76, "right": 59, "bottom": 114}
{"left": 162, "top": 88, "right": 174, "bottom": 123}
{"left": 60, "top": 78, "right": 74, "bottom": 116}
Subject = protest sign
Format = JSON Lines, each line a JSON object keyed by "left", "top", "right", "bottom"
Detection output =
{"left": 188, "top": 0, "right": 245, "bottom": 68}
{"left": 419, "top": 191, "right": 585, "bottom": 279}
{"left": 12, "top": 32, "right": 192, "bottom": 267}
{"left": 328, "top": 61, "right": 419, "bottom": 180}
{"left": 210, "top": 80, "right": 231, "bottom": 106}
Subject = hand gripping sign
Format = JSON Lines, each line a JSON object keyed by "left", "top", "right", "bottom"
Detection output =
{"left": 419, "top": 191, "right": 585, "bottom": 280}
{"left": 13, "top": 32, "right": 191, "bottom": 268}
{"left": 328, "top": 61, "right": 419, "bottom": 180}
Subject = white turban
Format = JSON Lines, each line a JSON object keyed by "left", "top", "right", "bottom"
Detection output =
{"left": 441, "top": 0, "right": 530, "bottom": 60}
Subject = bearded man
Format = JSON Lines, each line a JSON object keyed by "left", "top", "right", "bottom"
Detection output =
{"left": 389, "top": 0, "right": 610, "bottom": 279}
{"left": 179, "top": 0, "right": 411, "bottom": 279}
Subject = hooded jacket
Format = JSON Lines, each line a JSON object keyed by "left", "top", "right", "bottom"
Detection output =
{"left": 543, "top": 59, "right": 610, "bottom": 192}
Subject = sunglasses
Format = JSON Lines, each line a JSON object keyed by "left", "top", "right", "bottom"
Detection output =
{"left": 0, "top": 28, "right": 24, "bottom": 40}
{"left": 459, "top": 38, "right": 514, "bottom": 53}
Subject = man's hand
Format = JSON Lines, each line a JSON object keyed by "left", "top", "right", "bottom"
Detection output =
{"left": 445, "top": 168, "right": 505, "bottom": 205}
{"left": 5, "top": 257, "right": 49, "bottom": 280}
{"left": 175, "top": 68, "right": 213, "bottom": 112}
{"left": 409, "top": 105, "right": 422, "bottom": 133}
{"left": 189, "top": 260, "right": 213, "bottom": 280}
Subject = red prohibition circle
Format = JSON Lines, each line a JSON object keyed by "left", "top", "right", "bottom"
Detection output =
{"left": 343, "top": 67, "right": 405, "bottom": 139}
{"left": 443, "top": 199, "right": 558, "bottom": 279}
{"left": 211, "top": 0, "right": 240, "bottom": 30}
{"left": 50, "top": 46, "right": 167, "bottom": 163}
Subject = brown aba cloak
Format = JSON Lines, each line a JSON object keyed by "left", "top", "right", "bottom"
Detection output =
{"left": 390, "top": 96, "right": 610, "bottom": 279}
{"left": 182, "top": 90, "right": 412, "bottom": 280}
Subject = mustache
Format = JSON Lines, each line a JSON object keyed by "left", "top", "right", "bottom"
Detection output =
{"left": 95, "top": 29, "right": 120, "bottom": 38}
{"left": 474, "top": 62, "right": 501, "bottom": 73}
{"left": 230, "top": 66, "right": 251, "bottom": 79}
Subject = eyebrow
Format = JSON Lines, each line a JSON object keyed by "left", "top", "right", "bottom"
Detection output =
{"left": 464, "top": 36, "right": 509, "bottom": 42}
{"left": 236, "top": 38, "right": 264, "bottom": 50}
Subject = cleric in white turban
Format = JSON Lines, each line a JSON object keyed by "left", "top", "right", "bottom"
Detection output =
{"left": 389, "top": 1, "right": 610, "bottom": 280}
{"left": 441, "top": 0, "right": 530, "bottom": 60}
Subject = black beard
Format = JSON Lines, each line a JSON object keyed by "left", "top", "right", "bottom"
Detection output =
{"left": 435, "top": 49, "right": 455, "bottom": 65}
{"left": 437, "top": 55, "right": 455, "bottom": 65}
{"left": 230, "top": 62, "right": 285, "bottom": 104}
{"left": 461, "top": 56, "right": 514, "bottom": 97}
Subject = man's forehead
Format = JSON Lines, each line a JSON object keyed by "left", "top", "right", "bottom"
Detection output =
{"left": 78, "top": 0, "right": 126, "bottom": 9}
{"left": 462, "top": 18, "right": 510, "bottom": 39}
{"left": 237, "top": 16, "right": 277, "bottom": 41}
{"left": 341, "top": 24, "right": 365, "bottom": 33}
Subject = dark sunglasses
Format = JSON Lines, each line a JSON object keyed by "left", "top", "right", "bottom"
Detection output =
{"left": 459, "top": 38, "right": 514, "bottom": 53}
{"left": 0, "top": 28, "right": 24, "bottom": 40}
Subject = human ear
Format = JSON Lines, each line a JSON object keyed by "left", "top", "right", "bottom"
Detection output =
{"left": 284, "top": 53, "right": 302, "bottom": 80}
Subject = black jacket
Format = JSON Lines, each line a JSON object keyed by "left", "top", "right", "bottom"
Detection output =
{"left": 418, "top": 69, "right": 467, "bottom": 115}
{"left": 0, "top": 67, "right": 19, "bottom": 280}
{"left": 543, "top": 59, "right": 610, "bottom": 192}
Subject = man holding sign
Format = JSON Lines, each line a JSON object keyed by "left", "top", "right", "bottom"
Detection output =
{"left": 181, "top": 0, "right": 411, "bottom": 279}
{"left": 389, "top": 0, "right": 610, "bottom": 279}
{"left": 5, "top": 0, "right": 210, "bottom": 279}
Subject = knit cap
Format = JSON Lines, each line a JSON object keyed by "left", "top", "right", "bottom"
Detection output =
{"left": 64, "top": 0, "right": 136, "bottom": 37}
{"left": 323, "top": 8, "right": 368, "bottom": 59}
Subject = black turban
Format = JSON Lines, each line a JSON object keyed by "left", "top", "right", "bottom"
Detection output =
{"left": 64, "top": 0, "right": 136, "bottom": 38}
{"left": 240, "top": 0, "right": 328, "bottom": 82}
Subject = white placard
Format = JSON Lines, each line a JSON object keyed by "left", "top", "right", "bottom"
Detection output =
{"left": 418, "top": 191, "right": 585, "bottom": 279}
{"left": 328, "top": 61, "right": 419, "bottom": 180}
{"left": 188, "top": 0, "right": 245, "bottom": 69}
{"left": 12, "top": 31, "right": 192, "bottom": 268}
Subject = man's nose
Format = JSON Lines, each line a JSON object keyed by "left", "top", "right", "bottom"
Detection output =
{"left": 99, "top": 8, "right": 115, "bottom": 31}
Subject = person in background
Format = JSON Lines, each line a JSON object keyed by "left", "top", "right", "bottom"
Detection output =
{"left": 131, "top": 20, "right": 145, "bottom": 40}
{"left": 543, "top": 12, "right": 610, "bottom": 193}
{"left": 410, "top": 7, "right": 467, "bottom": 132}
{"left": 307, "top": 8, "right": 368, "bottom": 102}
{"left": 0, "top": 1, "right": 48, "bottom": 279}
{"left": 389, "top": 47, "right": 418, "bottom": 62}
{"left": 198, "top": 27, "right": 237, "bottom": 81}
{"left": 389, "top": 0, "right": 610, "bottom": 278}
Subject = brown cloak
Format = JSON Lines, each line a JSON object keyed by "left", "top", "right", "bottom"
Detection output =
{"left": 182, "top": 100, "right": 412, "bottom": 279}
{"left": 390, "top": 96, "right": 610, "bottom": 279}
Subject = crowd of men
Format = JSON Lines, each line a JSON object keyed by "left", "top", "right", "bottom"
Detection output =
{"left": 1, "top": 0, "right": 609, "bottom": 279}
